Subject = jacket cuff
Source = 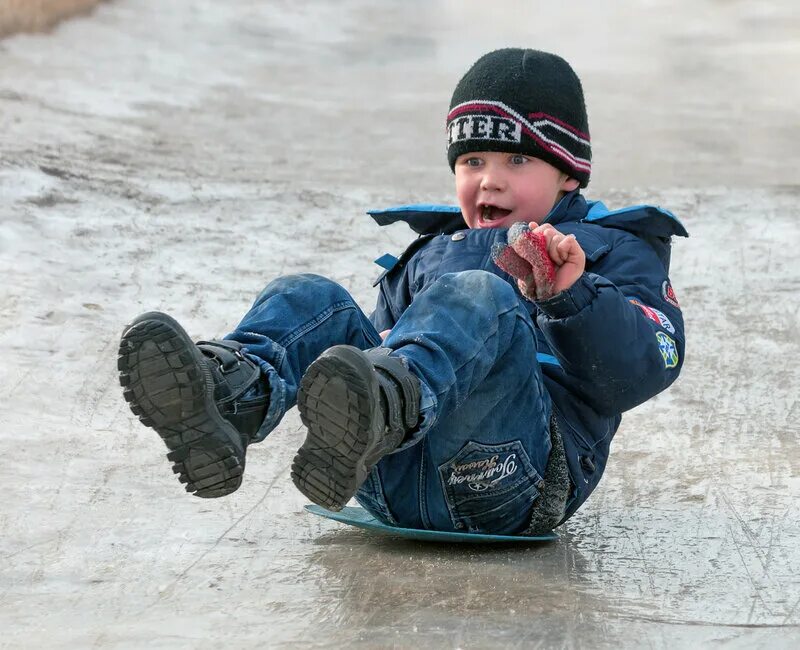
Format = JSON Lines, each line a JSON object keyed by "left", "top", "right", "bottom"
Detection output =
{"left": 536, "top": 273, "right": 597, "bottom": 319}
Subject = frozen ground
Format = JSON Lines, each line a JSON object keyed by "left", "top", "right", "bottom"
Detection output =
{"left": 1, "top": 1, "right": 799, "bottom": 648}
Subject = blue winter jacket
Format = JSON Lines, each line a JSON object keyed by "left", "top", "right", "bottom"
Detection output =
{"left": 367, "top": 190, "right": 688, "bottom": 523}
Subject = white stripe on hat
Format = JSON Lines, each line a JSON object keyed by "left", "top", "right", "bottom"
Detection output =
{"left": 448, "top": 99, "right": 591, "bottom": 170}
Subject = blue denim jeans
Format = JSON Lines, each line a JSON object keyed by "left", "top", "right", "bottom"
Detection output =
{"left": 226, "top": 271, "right": 552, "bottom": 535}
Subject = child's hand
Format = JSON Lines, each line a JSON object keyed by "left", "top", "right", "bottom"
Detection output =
{"left": 530, "top": 223, "right": 586, "bottom": 296}
{"left": 491, "top": 222, "right": 585, "bottom": 301}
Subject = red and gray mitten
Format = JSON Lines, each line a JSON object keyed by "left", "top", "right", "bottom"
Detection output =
{"left": 491, "top": 222, "right": 557, "bottom": 301}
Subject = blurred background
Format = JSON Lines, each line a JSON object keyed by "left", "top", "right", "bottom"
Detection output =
{"left": 0, "top": 0, "right": 106, "bottom": 36}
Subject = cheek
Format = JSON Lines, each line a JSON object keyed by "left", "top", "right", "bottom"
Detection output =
{"left": 517, "top": 187, "right": 543, "bottom": 208}
{"left": 456, "top": 188, "right": 478, "bottom": 227}
{"left": 455, "top": 177, "right": 476, "bottom": 207}
{"left": 455, "top": 174, "right": 472, "bottom": 196}
{"left": 520, "top": 184, "right": 558, "bottom": 211}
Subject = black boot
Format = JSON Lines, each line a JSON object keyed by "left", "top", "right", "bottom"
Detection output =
{"left": 118, "top": 312, "right": 269, "bottom": 498}
{"left": 292, "top": 345, "right": 421, "bottom": 511}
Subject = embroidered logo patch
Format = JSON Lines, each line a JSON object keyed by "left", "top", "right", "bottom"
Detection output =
{"left": 652, "top": 307, "right": 675, "bottom": 333}
{"left": 662, "top": 280, "right": 680, "bottom": 309}
{"left": 656, "top": 331, "right": 679, "bottom": 368}
{"left": 629, "top": 298, "right": 660, "bottom": 325}
{"left": 446, "top": 452, "right": 519, "bottom": 492}
{"left": 630, "top": 298, "right": 676, "bottom": 333}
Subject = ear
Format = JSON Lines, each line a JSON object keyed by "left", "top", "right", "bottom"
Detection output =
{"left": 560, "top": 175, "right": 580, "bottom": 192}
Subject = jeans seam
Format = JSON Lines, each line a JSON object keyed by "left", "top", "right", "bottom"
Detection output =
{"left": 276, "top": 300, "right": 357, "bottom": 349}
{"left": 356, "top": 469, "right": 398, "bottom": 526}
{"left": 419, "top": 439, "right": 431, "bottom": 529}
{"left": 250, "top": 359, "right": 286, "bottom": 442}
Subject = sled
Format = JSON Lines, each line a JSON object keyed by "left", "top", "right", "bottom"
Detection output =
{"left": 305, "top": 504, "right": 558, "bottom": 543}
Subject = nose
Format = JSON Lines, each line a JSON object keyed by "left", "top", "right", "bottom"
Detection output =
{"left": 480, "top": 163, "right": 506, "bottom": 192}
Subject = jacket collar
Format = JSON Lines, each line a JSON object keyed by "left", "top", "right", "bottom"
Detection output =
{"left": 368, "top": 190, "right": 588, "bottom": 236}
{"left": 542, "top": 189, "right": 588, "bottom": 227}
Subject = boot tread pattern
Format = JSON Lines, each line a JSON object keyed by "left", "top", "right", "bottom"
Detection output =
{"left": 292, "top": 352, "right": 376, "bottom": 511}
{"left": 118, "top": 314, "right": 244, "bottom": 498}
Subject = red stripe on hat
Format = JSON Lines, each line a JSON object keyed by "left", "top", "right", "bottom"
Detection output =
{"left": 447, "top": 103, "right": 591, "bottom": 174}
{"left": 528, "top": 112, "right": 590, "bottom": 140}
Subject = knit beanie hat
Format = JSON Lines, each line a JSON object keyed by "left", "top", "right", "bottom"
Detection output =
{"left": 447, "top": 48, "right": 591, "bottom": 187}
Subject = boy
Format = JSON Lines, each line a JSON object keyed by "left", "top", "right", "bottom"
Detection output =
{"left": 119, "top": 49, "right": 686, "bottom": 535}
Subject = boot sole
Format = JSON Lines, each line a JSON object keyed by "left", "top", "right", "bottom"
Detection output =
{"left": 117, "top": 312, "right": 245, "bottom": 498}
{"left": 292, "top": 346, "right": 383, "bottom": 511}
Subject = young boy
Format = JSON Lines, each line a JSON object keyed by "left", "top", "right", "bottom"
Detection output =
{"left": 118, "top": 49, "right": 687, "bottom": 535}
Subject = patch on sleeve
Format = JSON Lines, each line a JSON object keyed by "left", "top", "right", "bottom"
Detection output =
{"left": 661, "top": 280, "right": 680, "bottom": 309}
{"left": 656, "top": 331, "right": 679, "bottom": 368}
{"left": 629, "top": 298, "right": 676, "bottom": 334}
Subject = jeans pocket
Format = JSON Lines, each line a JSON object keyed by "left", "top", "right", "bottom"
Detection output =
{"left": 438, "top": 440, "right": 543, "bottom": 534}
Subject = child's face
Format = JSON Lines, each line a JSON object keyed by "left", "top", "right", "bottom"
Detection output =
{"left": 454, "top": 151, "right": 579, "bottom": 229}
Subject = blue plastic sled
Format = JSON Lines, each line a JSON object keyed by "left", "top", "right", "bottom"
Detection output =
{"left": 305, "top": 504, "right": 558, "bottom": 543}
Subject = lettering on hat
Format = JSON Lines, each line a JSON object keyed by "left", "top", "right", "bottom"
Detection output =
{"left": 447, "top": 114, "right": 522, "bottom": 146}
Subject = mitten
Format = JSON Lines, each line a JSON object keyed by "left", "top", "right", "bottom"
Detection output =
{"left": 491, "top": 222, "right": 557, "bottom": 301}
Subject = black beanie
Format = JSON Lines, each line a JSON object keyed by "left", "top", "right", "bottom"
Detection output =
{"left": 447, "top": 49, "right": 591, "bottom": 187}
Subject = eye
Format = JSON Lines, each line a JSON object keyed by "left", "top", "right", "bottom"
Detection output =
{"left": 462, "top": 157, "right": 483, "bottom": 167}
{"left": 509, "top": 154, "right": 528, "bottom": 165}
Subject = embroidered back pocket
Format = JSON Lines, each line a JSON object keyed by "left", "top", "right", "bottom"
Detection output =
{"left": 438, "top": 440, "right": 543, "bottom": 534}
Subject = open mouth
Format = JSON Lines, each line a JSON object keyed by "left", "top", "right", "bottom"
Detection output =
{"left": 478, "top": 204, "right": 513, "bottom": 226}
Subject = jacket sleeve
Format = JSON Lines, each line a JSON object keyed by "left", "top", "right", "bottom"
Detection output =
{"left": 534, "top": 233, "right": 685, "bottom": 416}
